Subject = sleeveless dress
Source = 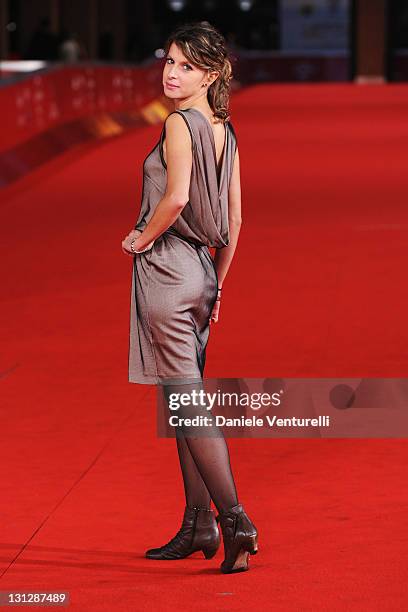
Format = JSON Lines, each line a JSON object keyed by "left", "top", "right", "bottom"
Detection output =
{"left": 128, "top": 107, "right": 238, "bottom": 385}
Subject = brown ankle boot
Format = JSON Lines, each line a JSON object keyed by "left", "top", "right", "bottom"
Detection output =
{"left": 145, "top": 506, "right": 220, "bottom": 560}
{"left": 216, "top": 503, "right": 258, "bottom": 573}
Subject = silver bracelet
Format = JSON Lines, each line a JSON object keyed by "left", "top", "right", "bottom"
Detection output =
{"left": 130, "top": 238, "right": 150, "bottom": 254}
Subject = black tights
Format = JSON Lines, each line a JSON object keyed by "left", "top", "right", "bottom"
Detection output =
{"left": 162, "top": 382, "right": 239, "bottom": 515}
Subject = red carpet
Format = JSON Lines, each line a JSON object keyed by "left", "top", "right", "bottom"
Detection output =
{"left": 1, "top": 83, "right": 408, "bottom": 610}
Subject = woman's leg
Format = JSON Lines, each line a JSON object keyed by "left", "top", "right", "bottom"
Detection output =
{"left": 145, "top": 385, "right": 220, "bottom": 560}
{"left": 163, "top": 382, "right": 239, "bottom": 514}
{"left": 175, "top": 428, "right": 211, "bottom": 509}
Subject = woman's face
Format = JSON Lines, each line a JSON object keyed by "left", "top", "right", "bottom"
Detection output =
{"left": 162, "top": 42, "right": 210, "bottom": 101}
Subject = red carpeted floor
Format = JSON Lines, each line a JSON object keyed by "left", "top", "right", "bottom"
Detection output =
{"left": 1, "top": 83, "right": 408, "bottom": 611}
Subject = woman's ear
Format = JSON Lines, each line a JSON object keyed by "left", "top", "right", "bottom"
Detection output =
{"left": 208, "top": 70, "right": 220, "bottom": 86}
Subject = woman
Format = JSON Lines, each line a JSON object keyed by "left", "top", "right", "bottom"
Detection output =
{"left": 122, "top": 21, "right": 258, "bottom": 574}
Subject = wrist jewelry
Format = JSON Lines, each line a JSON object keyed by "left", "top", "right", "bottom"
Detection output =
{"left": 130, "top": 238, "right": 150, "bottom": 254}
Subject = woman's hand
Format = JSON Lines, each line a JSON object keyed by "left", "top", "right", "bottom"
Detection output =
{"left": 209, "top": 299, "right": 220, "bottom": 324}
{"left": 209, "top": 290, "right": 222, "bottom": 325}
{"left": 122, "top": 229, "right": 140, "bottom": 256}
{"left": 121, "top": 229, "right": 154, "bottom": 256}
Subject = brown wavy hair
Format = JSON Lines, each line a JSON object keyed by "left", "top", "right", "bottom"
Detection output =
{"left": 163, "top": 21, "right": 234, "bottom": 123}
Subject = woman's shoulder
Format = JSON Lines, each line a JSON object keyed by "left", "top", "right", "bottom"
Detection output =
{"left": 162, "top": 107, "right": 237, "bottom": 153}
{"left": 164, "top": 107, "right": 234, "bottom": 130}
{"left": 163, "top": 109, "right": 193, "bottom": 137}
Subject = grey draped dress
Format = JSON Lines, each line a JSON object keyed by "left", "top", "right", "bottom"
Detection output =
{"left": 128, "top": 107, "right": 237, "bottom": 385}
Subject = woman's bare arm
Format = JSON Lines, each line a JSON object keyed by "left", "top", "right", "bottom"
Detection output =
{"left": 122, "top": 112, "right": 192, "bottom": 253}
{"left": 213, "top": 147, "right": 242, "bottom": 288}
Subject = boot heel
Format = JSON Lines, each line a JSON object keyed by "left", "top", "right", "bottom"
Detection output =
{"left": 202, "top": 546, "right": 218, "bottom": 559}
{"left": 217, "top": 503, "right": 259, "bottom": 574}
{"left": 243, "top": 535, "right": 258, "bottom": 555}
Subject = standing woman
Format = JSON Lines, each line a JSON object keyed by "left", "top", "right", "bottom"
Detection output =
{"left": 122, "top": 21, "right": 258, "bottom": 574}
